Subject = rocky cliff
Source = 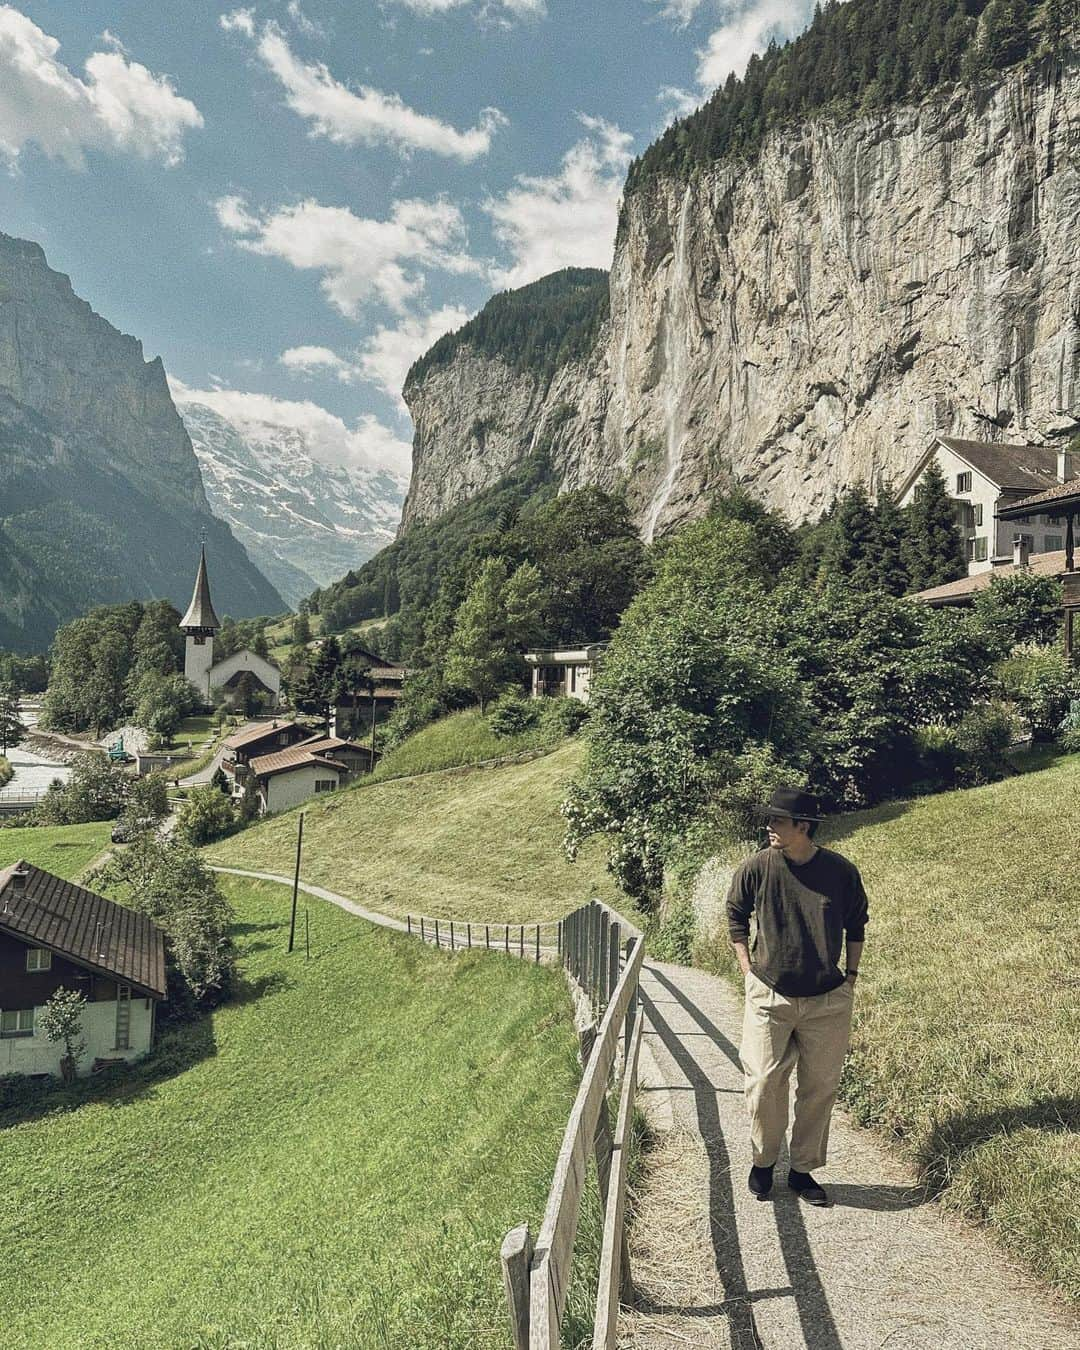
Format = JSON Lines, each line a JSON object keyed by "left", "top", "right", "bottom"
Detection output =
{"left": 0, "top": 233, "right": 284, "bottom": 651}
{"left": 402, "top": 56, "right": 1080, "bottom": 540}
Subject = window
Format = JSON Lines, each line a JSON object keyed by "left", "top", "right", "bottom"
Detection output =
{"left": 278, "top": 732, "right": 289, "bottom": 745}
{"left": 1, "top": 1009, "right": 34, "bottom": 1037}
{"left": 25, "top": 948, "right": 51, "bottom": 972}
{"left": 1046, "top": 515, "right": 1063, "bottom": 526}
{"left": 973, "top": 537, "right": 988, "bottom": 562}
{"left": 1015, "top": 533, "right": 1035, "bottom": 551}
{"left": 956, "top": 472, "right": 972, "bottom": 493}
{"left": 973, "top": 503, "right": 983, "bottom": 526}
{"left": 1046, "top": 535, "right": 1063, "bottom": 552}
{"left": 314, "top": 779, "right": 338, "bottom": 793}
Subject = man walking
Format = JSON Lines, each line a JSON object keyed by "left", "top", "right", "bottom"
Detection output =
{"left": 726, "top": 787, "right": 868, "bottom": 1206}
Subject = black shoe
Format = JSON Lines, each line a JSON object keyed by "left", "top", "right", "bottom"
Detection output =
{"left": 787, "top": 1169, "right": 828, "bottom": 1205}
{"left": 748, "top": 1164, "right": 774, "bottom": 1199}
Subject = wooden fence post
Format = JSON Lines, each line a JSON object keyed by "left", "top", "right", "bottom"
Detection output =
{"left": 500, "top": 1223, "right": 533, "bottom": 1350}
{"left": 608, "top": 925, "right": 620, "bottom": 1014}
{"left": 420, "top": 917, "right": 425, "bottom": 943}
{"left": 520, "top": 924, "right": 524, "bottom": 958}
{"left": 435, "top": 919, "right": 441, "bottom": 948}
{"left": 624, "top": 938, "right": 637, "bottom": 1061}
{"left": 505, "top": 925, "right": 510, "bottom": 954}
{"left": 535, "top": 924, "right": 541, "bottom": 964}
{"left": 407, "top": 915, "right": 412, "bottom": 935}
{"left": 467, "top": 922, "right": 472, "bottom": 949}
{"left": 485, "top": 924, "right": 490, "bottom": 950}
{"left": 557, "top": 920, "right": 562, "bottom": 959}
{"left": 598, "top": 909, "right": 610, "bottom": 1008}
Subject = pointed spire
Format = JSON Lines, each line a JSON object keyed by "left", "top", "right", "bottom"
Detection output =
{"left": 179, "top": 545, "right": 222, "bottom": 632}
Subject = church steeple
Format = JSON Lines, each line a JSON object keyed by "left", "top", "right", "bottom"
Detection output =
{"left": 179, "top": 545, "right": 221, "bottom": 633}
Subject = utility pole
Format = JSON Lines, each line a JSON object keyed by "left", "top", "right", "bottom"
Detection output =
{"left": 369, "top": 684, "right": 377, "bottom": 757}
{"left": 288, "top": 812, "right": 304, "bottom": 953}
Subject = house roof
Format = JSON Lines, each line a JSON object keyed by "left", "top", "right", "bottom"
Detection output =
{"left": 248, "top": 744, "right": 344, "bottom": 778}
{"left": 997, "top": 480, "right": 1080, "bottom": 517}
{"left": 524, "top": 643, "right": 609, "bottom": 664}
{"left": 179, "top": 546, "right": 221, "bottom": 632}
{"left": 224, "top": 719, "right": 307, "bottom": 751}
{"left": 0, "top": 862, "right": 166, "bottom": 999}
{"left": 936, "top": 437, "right": 1065, "bottom": 493}
{"left": 298, "top": 736, "right": 372, "bottom": 756}
{"left": 910, "top": 550, "right": 1068, "bottom": 606}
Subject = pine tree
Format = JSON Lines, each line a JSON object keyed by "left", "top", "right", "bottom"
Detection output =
{"left": 872, "top": 481, "right": 911, "bottom": 596}
{"left": 444, "top": 559, "right": 511, "bottom": 713}
{"left": 0, "top": 683, "right": 25, "bottom": 753}
{"left": 901, "top": 460, "right": 968, "bottom": 590}
{"left": 822, "top": 485, "right": 880, "bottom": 587}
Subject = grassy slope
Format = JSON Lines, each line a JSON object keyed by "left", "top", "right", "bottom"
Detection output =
{"left": 370, "top": 709, "right": 554, "bottom": 781}
{"left": 702, "top": 753, "right": 1080, "bottom": 1301}
{"left": 207, "top": 739, "right": 621, "bottom": 924}
{"left": 0, "top": 876, "right": 602, "bottom": 1349}
{"left": 0, "top": 821, "right": 112, "bottom": 880}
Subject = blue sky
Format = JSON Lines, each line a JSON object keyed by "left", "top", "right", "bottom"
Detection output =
{"left": 0, "top": 0, "right": 815, "bottom": 479}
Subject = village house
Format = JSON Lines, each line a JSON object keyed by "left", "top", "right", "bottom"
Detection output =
{"left": 0, "top": 862, "right": 166, "bottom": 1077}
{"left": 225, "top": 724, "right": 379, "bottom": 814}
{"left": 180, "top": 547, "right": 282, "bottom": 708}
{"left": 523, "top": 644, "right": 608, "bottom": 703}
{"left": 329, "top": 645, "right": 409, "bottom": 740}
{"left": 897, "top": 436, "right": 1078, "bottom": 575}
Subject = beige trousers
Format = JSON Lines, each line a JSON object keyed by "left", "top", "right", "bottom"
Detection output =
{"left": 740, "top": 970, "right": 854, "bottom": 1173}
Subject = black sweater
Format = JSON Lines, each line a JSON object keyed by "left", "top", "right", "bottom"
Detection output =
{"left": 726, "top": 846, "right": 869, "bottom": 997}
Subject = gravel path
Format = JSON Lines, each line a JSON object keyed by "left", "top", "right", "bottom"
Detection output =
{"left": 619, "top": 960, "right": 1079, "bottom": 1350}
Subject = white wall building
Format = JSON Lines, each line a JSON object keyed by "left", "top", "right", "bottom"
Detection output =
{"left": 180, "top": 547, "right": 281, "bottom": 706}
{"left": 897, "top": 436, "right": 1078, "bottom": 575}
{"left": 0, "top": 862, "right": 166, "bottom": 1078}
{"left": 524, "top": 644, "right": 608, "bottom": 703}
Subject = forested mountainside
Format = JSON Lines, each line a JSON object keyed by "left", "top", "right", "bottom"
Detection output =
{"left": 398, "top": 3, "right": 1079, "bottom": 543}
{"left": 0, "top": 234, "right": 283, "bottom": 652}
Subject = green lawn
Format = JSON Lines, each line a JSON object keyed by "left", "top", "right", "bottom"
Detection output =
{"left": 700, "top": 753, "right": 1080, "bottom": 1302}
{"left": 0, "top": 821, "right": 112, "bottom": 881}
{"left": 370, "top": 709, "right": 556, "bottom": 781}
{"left": 0, "top": 876, "right": 603, "bottom": 1349}
{"left": 207, "top": 739, "right": 623, "bottom": 925}
{"left": 171, "top": 714, "right": 215, "bottom": 750}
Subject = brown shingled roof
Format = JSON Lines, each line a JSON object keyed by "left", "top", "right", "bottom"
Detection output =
{"left": 911, "top": 550, "right": 1068, "bottom": 605}
{"left": 997, "top": 480, "right": 1080, "bottom": 516}
{"left": 248, "top": 745, "right": 344, "bottom": 778}
{"left": 0, "top": 863, "right": 166, "bottom": 998}
{"left": 936, "top": 437, "right": 1064, "bottom": 493}
{"left": 224, "top": 719, "right": 309, "bottom": 751}
{"left": 179, "top": 546, "right": 222, "bottom": 632}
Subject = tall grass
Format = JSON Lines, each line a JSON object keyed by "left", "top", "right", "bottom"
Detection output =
{"left": 370, "top": 709, "right": 555, "bottom": 782}
{"left": 207, "top": 740, "right": 624, "bottom": 926}
{"left": 0, "top": 876, "right": 604, "bottom": 1348}
{"left": 0, "top": 821, "right": 112, "bottom": 880}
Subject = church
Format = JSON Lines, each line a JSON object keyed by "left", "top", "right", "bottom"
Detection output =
{"left": 180, "top": 547, "right": 282, "bottom": 708}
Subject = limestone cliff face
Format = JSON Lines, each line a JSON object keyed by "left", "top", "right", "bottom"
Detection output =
{"left": 402, "top": 56, "right": 1080, "bottom": 539}
{"left": 0, "top": 233, "right": 283, "bottom": 650}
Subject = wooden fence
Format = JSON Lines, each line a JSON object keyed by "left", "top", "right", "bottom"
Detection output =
{"left": 405, "top": 914, "right": 561, "bottom": 963}
{"left": 501, "top": 899, "right": 645, "bottom": 1349}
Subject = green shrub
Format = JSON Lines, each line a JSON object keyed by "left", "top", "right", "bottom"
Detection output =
{"left": 647, "top": 894, "right": 697, "bottom": 964}
{"left": 538, "top": 696, "right": 588, "bottom": 739}
{"left": 488, "top": 692, "right": 541, "bottom": 737}
{"left": 913, "top": 722, "right": 962, "bottom": 790}
{"left": 994, "top": 643, "right": 1080, "bottom": 739}
{"left": 1058, "top": 698, "right": 1080, "bottom": 752}
{"left": 176, "top": 785, "right": 236, "bottom": 846}
{"left": 953, "top": 702, "right": 1018, "bottom": 785}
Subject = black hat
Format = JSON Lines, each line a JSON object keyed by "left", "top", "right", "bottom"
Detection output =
{"left": 754, "top": 786, "right": 824, "bottom": 822}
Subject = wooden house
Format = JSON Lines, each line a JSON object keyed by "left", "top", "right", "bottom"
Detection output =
{"left": 0, "top": 862, "right": 166, "bottom": 1077}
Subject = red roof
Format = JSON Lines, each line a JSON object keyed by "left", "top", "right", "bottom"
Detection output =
{"left": 224, "top": 720, "right": 308, "bottom": 751}
{"left": 248, "top": 744, "right": 344, "bottom": 778}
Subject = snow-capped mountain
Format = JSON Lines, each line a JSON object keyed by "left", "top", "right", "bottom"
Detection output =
{"left": 176, "top": 397, "right": 407, "bottom": 608}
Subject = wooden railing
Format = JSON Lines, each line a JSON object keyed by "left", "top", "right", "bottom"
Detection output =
{"left": 501, "top": 899, "right": 645, "bottom": 1349}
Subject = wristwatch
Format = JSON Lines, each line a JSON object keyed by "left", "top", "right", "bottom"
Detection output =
{"left": 845, "top": 968, "right": 859, "bottom": 978}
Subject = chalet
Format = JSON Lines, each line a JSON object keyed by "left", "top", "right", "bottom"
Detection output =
{"left": 329, "top": 645, "right": 409, "bottom": 739}
{"left": 244, "top": 735, "right": 379, "bottom": 815}
{"left": 0, "top": 862, "right": 166, "bottom": 1077}
{"left": 897, "top": 437, "right": 1078, "bottom": 575}
{"left": 222, "top": 718, "right": 313, "bottom": 772}
{"left": 181, "top": 547, "right": 282, "bottom": 708}
{"left": 524, "top": 644, "right": 607, "bottom": 703}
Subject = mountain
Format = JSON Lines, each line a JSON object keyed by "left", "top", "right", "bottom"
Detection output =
{"left": 399, "top": 15, "right": 1079, "bottom": 542}
{"left": 0, "top": 233, "right": 284, "bottom": 653}
{"left": 176, "top": 397, "right": 406, "bottom": 608}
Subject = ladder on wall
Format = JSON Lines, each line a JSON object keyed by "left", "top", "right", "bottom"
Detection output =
{"left": 115, "top": 984, "right": 131, "bottom": 1051}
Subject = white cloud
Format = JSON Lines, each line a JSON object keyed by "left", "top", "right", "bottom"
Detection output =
{"left": 170, "top": 377, "right": 412, "bottom": 479}
{"left": 652, "top": 0, "right": 704, "bottom": 25}
{"left": 697, "top": 1, "right": 816, "bottom": 89}
{"left": 484, "top": 116, "right": 631, "bottom": 290}
{"left": 657, "top": 85, "right": 701, "bottom": 120}
{"left": 220, "top": 8, "right": 256, "bottom": 37}
{"left": 228, "top": 18, "right": 504, "bottom": 160}
{"left": 386, "top": 0, "right": 546, "bottom": 16}
{"left": 0, "top": 6, "right": 202, "bottom": 168}
{"left": 279, "top": 304, "right": 469, "bottom": 404}
{"left": 286, "top": 1, "right": 325, "bottom": 39}
{"left": 216, "top": 193, "right": 482, "bottom": 316}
